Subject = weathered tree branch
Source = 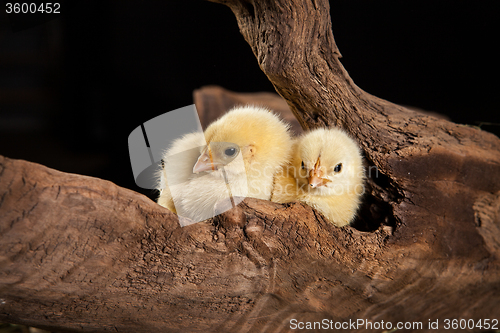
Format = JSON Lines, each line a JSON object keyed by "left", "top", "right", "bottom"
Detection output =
{"left": 1, "top": 0, "right": 500, "bottom": 331}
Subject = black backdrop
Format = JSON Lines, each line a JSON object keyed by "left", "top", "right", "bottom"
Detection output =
{"left": 0, "top": 0, "right": 498, "bottom": 201}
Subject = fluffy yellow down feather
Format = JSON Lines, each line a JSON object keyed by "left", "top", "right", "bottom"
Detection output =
{"left": 272, "top": 127, "right": 364, "bottom": 226}
{"left": 157, "top": 106, "right": 294, "bottom": 223}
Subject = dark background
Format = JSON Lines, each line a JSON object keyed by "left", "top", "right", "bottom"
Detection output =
{"left": 0, "top": 0, "right": 498, "bottom": 201}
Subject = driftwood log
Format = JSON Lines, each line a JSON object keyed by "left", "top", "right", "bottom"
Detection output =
{"left": 1, "top": 0, "right": 500, "bottom": 332}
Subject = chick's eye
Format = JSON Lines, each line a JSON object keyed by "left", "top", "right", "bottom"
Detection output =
{"left": 224, "top": 147, "right": 237, "bottom": 156}
{"left": 301, "top": 161, "right": 305, "bottom": 169}
{"left": 334, "top": 163, "right": 342, "bottom": 173}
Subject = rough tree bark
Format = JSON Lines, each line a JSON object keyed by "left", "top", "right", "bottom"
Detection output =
{"left": 1, "top": 0, "right": 500, "bottom": 332}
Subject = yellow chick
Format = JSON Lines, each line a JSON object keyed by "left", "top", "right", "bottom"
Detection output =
{"left": 158, "top": 105, "right": 294, "bottom": 223}
{"left": 272, "top": 127, "right": 364, "bottom": 227}
{"left": 157, "top": 131, "right": 206, "bottom": 214}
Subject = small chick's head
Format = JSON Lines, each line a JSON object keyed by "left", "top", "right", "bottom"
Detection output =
{"left": 295, "top": 127, "right": 364, "bottom": 196}
{"left": 201, "top": 105, "right": 293, "bottom": 175}
{"left": 192, "top": 142, "right": 241, "bottom": 173}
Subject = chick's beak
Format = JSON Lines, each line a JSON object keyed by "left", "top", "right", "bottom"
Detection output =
{"left": 193, "top": 148, "right": 216, "bottom": 173}
{"left": 308, "top": 173, "right": 323, "bottom": 188}
{"left": 308, "top": 173, "right": 330, "bottom": 188}
{"left": 308, "top": 158, "right": 330, "bottom": 188}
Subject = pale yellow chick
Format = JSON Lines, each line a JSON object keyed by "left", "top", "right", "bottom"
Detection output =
{"left": 157, "top": 106, "right": 294, "bottom": 223}
{"left": 272, "top": 127, "right": 364, "bottom": 227}
{"left": 157, "top": 131, "right": 206, "bottom": 214}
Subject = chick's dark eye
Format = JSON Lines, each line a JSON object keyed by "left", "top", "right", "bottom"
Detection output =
{"left": 301, "top": 161, "right": 305, "bottom": 169}
{"left": 224, "top": 147, "right": 236, "bottom": 156}
{"left": 334, "top": 163, "right": 342, "bottom": 172}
